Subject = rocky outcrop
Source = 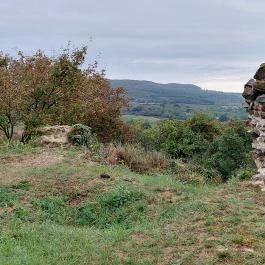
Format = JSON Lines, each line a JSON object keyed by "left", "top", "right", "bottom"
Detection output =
{"left": 36, "top": 125, "right": 71, "bottom": 147}
{"left": 243, "top": 65, "right": 265, "bottom": 186}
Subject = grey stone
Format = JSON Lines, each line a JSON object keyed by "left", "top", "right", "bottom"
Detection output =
{"left": 243, "top": 79, "right": 256, "bottom": 100}
{"left": 256, "top": 95, "right": 265, "bottom": 104}
{"left": 254, "top": 63, "right": 265, "bottom": 80}
{"left": 100, "top": 173, "right": 111, "bottom": 179}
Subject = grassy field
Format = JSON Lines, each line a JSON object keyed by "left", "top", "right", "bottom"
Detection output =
{"left": 122, "top": 115, "right": 162, "bottom": 125}
{"left": 1, "top": 146, "right": 265, "bottom": 265}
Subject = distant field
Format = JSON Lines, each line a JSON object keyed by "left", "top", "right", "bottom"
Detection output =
{"left": 112, "top": 80, "right": 246, "bottom": 120}
{"left": 122, "top": 114, "right": 162, "bottom": 124}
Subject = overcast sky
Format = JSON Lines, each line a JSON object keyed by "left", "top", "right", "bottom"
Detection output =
{"left": 1, "top": 0, "right": 265, "bottom": 92}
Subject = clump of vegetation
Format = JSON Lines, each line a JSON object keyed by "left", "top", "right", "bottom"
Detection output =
{"left": 104, "top": 144, "right": 171, "bottom": 173}
{"left": 206, "top": 121, "right": 253, "bottom": 181}
{"left": 0, "top": 187, "right": 18, "bottom": 207}
{"left": 136, "top": 113, "right": 221, "bottom": 158}
{"left": 133, "top": 113, "right": 254, "bottom": 181}
{"left": 0, "top": 139, "right": 36, "bottom": 154}
{"left": 68, "top": 124, "right": 93, "bottom": 148}
{"left": 32, "top": 196, "right": 70, "bottom": 224}
{"left": 75, "top": 186, "right": 146, "bottom": 228}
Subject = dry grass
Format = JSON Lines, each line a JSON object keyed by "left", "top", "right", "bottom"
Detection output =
{"left": 104, "top": 144, "right": 170, "bottom": 172}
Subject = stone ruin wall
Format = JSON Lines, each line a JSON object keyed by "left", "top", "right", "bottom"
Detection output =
{"left": 243, "top": 64, "right": 265, "bottom": 183}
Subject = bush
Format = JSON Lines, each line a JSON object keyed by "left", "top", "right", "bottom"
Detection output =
{"left": 135, "top": 114, "right": 253, "bottom": 181}
{"left": 234, "top": 168, "right": 256, "bottom": 180}
{"left": 205, "top": 123, "right": 252, "bottom": 181}
{"left": 104, "top": 144, "right": 170, "bottom": 173}
{"left": 160, "top": 126, "right": 206, "bottom": 158}
{"left": 68, "top": 124, "right": 93, "bottom": 148}
{"left": 137, "top": 114, "right": 220, "bottom": 159}
{"left": 185, "top": 112, "right": 220, "bottom": 142}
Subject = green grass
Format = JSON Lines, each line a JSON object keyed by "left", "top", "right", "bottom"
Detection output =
{"left": 1, "top": 147, "right": 265, "bottom": 264}
{"left": 0, "top": 140, "right": 38, "bottom": 156}
{"left": 122, "top": 114, "right": 162, "bottom": 126}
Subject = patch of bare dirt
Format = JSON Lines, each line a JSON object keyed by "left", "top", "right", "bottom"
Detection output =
{"left": 1, "top": 152, "right": 64, "bottom": 167}
{"left": 0, "top": 167, "right": 21, "bottom": 185}
{"left": 129, "top": 232, "right": 151, "bottom": 244}
{"left": 0, "top": 151, "right": 64, "bottom": 185}
{"left": 160, "top": 189, "right": 177, "bottom": 203}
{"left": 234, "top": 245, "right": 255, "bottom": 253}
{"left": 26, "top": 176, "right": 108, "bottom": 202}
{"left": 156, "top": 247, "right": 178, "bottom": 265}
{"left": 147, "top": 189, "right": 178, "bottom": 205}
{"left": 67, "top": 197, "right": 82, "bottom": 206}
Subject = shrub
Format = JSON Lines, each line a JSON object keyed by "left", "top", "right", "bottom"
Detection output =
{"left": 234, "top": 167, "right": 256, "bottom": 180}
{"left": 104, "top": 144, "right": 170, "bottom": 172}
{"left": 68, "top": 124, "right": 93, "bottom": 148}
{"left": 205, "top": 124, "right": 252, "bottom": 181}
{"left": 160, "top": 126, "right": 206, "bottom": 158}
{"left": 137, "top": 114, "right": 221, "bottom": 159}
{"left": 185, "top": 112, "right": 220, "bottom": 142}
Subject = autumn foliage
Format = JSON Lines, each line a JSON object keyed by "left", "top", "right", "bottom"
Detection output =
{"left": 0, "top": 46, "right": 130, "bottom": 142}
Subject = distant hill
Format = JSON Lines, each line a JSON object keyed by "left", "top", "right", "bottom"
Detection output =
{"left": 110, "top": 79, "right": 243, "bottom": 106}
{"left": 110, "top": 79, "right": 246, "bottom": 120}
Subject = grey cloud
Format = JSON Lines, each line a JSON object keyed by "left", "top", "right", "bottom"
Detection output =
{"left": 1, "top": 0, "right": 265, "bottom": 92}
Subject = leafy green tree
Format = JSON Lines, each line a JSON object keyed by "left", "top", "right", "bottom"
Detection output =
{"left": 0, "top": 53, "right": 25, "bottom": 141}
{"left": 138, "top": 114, "right": 221, "bottom": 159}
{"left": 206, "top": 124, "right": 251, "bottom": 180}
{"left": 185, "top": 112, "right": 220, "bottom": 141}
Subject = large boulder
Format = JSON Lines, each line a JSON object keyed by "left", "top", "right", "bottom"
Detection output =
{"left": 254, "top": 80, "right": 265, "bottom": 92}
{"left": 256, "top": 95, "right": 265, "bottom": 104}
{"left": 254, "top": 63, "right": 265, "bottom": 80}
{"left": 243, "top": 79, "right": 256, "bottom": 100}
{"left": 36, "top": 125, "right": 71, "bottom": 147}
